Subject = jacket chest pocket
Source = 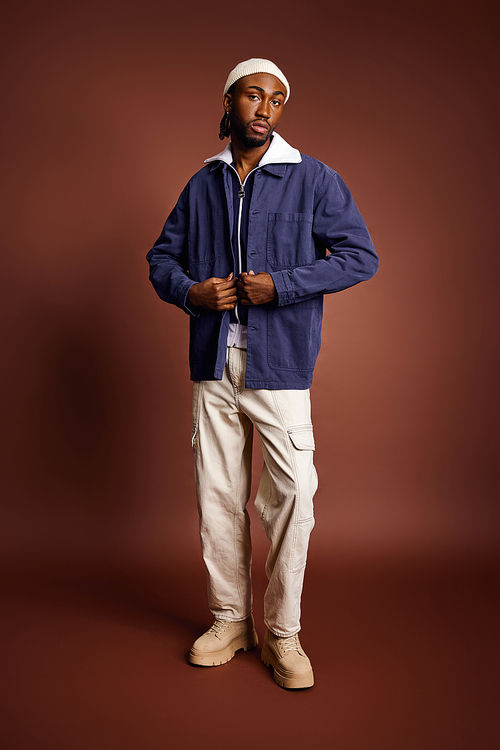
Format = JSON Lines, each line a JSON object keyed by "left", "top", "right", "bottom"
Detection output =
{"left": 266, "top": 213, "right": 314, "bottom": 269}
{"left": 188, "top": 208, "right": 226, "bottom": 264}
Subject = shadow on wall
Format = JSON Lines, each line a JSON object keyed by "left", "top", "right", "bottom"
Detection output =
{"left": 2, "top": 299, "right": 133, "bottom": 548}
{"left": 1, "top": 262, "right": 192, "bottom": 563}
{"left": 34, "top": 315, "right": 129, "bottom": 508}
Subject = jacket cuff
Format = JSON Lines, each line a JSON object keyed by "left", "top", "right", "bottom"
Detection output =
{"left": 180, "top": 281, "right": 201, "bottom": 317}
{"left": 270, "top": 270, "right": 294, "bottom": 306}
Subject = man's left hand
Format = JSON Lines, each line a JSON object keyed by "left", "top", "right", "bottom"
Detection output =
{"left": 237, "top": 271, "right": 277, "bottom": 305}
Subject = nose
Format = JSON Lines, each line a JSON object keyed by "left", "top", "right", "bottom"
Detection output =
{"left": 256, "top": 97, "right": 271, "bottom": 118}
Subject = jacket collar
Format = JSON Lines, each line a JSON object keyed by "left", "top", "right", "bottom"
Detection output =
{"left": 204, "top": 132, "right": 302, "bottom": 176}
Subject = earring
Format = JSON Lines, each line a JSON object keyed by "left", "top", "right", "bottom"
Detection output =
{"left": 219, "top": 110, "right": 230, "bottom": 140}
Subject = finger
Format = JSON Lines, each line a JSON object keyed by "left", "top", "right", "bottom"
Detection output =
{"left": 218, "top": 293, "right": 238, "bottom": 304}
{"left": 218, "top": 285, "right": 238, "bottom": 297}
{"left": 217, "top": 278, "right": 237, "bottom": 290}
{"left": 248, "top": 270, "right": 255, "bottom": 275}
{"left": 225, "top": 272, "right": 234, "bottom": 281}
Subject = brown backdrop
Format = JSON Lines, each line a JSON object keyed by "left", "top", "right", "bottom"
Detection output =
{"left": 1, "top": 1, "right": 499, "bottom": 748}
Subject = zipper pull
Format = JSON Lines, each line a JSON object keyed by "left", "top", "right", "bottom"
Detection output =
{"left": 238, "top": 187, "right": 245, "bottom": 199}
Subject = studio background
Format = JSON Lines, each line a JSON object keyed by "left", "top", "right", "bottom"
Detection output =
{"left": 1, "top": 1, "right": 498, "bottom": 748}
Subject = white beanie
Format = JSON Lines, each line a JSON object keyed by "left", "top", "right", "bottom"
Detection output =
{"left": 223, "top": 58, "right": 290, "bottom": 103}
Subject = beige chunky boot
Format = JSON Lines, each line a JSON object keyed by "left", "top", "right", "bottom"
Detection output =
{"left": 188, "top": 614, "right": 258, "bottom": 666}
{"left": 261, "top": 630, "right": 314, "bottom": 689}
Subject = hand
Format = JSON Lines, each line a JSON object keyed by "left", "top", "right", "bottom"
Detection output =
{"left": 188, "top": 273, "right": 238, "bottom": 311}
{"left": 237, "top": 271, "right": 277, "bottom": 306}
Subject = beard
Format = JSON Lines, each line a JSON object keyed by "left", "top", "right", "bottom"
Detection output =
{"left": 230, "top": 111, "right": 273, "bottom": 148}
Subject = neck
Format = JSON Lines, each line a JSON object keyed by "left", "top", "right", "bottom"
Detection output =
{"left": 230, "top": 134, "right": 272, "bottom": 181}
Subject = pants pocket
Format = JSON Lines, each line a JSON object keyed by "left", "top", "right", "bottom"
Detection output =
{"left": 286, "top": 424, "right": 317, "bottom": 572}
{"left": 287, "top": 424, "right": 315, "bottom": 451}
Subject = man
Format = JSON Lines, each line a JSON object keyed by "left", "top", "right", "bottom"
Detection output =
{"left": 147, "top": 58, "right": 378, "bottom": 689}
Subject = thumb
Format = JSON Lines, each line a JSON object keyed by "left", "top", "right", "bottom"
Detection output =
{"left": 248, "top": 270, "right": 255, "bottom": 275}
{"left": 226, "top": 272, "right": 234, "bottom": 280}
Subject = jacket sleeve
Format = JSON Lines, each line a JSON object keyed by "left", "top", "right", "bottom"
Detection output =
{"left": 146, "top": 185, "right": 199, "bottom": 316}
{"left": 270, "top": 172, "right": 379, "bottom": 306}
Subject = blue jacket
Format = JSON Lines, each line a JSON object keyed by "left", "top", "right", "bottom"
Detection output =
{"left": 147, "top": 133, "right": 378, "bottom": 389}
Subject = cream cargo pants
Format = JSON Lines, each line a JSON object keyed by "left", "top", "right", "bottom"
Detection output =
{"left": 192, "top": 347, "right": 317, "bottom": 637}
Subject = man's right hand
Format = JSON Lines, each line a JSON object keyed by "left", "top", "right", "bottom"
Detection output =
{"left": 187, "top": 273, "right": 238, "bottom": 311}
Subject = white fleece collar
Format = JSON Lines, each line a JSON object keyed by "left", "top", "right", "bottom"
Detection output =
{"left": 204, "top": 131, "right": 302, "bottom": 167}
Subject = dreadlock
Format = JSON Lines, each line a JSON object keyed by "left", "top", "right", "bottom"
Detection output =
{"left": 218, "top": 83, "right": 235, "bottom": 140}
{"left": 219, "top": 111, "right": 230, "bottom": 140}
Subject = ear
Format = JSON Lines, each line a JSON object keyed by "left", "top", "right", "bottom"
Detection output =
{"left": 223, "top": 92, "right": 232, "bottom": 113}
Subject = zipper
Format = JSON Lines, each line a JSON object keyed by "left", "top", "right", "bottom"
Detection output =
{"left": 229, "top": 164, "right": 259, "bottom": 324}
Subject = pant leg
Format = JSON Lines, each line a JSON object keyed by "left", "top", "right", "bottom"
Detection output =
{"left": 192, "top": 349, "right": 254, "bottom": 622}
{"left": 239, "top": 374, "right": 318, "bottom": 637}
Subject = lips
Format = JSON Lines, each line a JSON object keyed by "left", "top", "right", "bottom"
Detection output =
{"left": 251, "top": 121, "right": 269, "bottom": 134}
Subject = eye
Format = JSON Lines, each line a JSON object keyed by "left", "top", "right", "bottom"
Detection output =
{"left": 271, "top": 100, "right": 282, "bottom": 107}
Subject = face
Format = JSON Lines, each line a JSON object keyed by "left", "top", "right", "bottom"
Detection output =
{"left": 224, "top": 73, "right": 286, "bottom": 149}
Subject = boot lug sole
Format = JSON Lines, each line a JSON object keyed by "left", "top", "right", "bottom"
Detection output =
{"left": 188, "top": 631, "right": 258, "bottom": 666}
{"left": 261, "top": 643, "right": 314, "bottom": 689}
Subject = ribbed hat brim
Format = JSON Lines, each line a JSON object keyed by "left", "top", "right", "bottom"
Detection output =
{"left": 223, "top": 58, "right": 290, "bottom": 103}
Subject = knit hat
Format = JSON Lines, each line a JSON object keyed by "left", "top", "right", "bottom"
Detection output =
{"left": 223, "top": 58, "right": 290, "bottom": 103}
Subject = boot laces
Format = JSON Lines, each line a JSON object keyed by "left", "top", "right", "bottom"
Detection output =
{"left": 279, "top": 634, "right": 300, "bottom": 654}
{"left": 208, "top": 620, "right": 230, "bottom": 639}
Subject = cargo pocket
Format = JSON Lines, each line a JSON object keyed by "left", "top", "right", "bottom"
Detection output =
{"left": 287, "top": 424, "right": 315, "bottom": 451}
{"left": 287, "top": 424, "right": 317, "bottom": 572}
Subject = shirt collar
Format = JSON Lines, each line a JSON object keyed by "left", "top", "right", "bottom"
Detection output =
{"left": 204, "top": 131, "right": 302, "bottom": 169}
